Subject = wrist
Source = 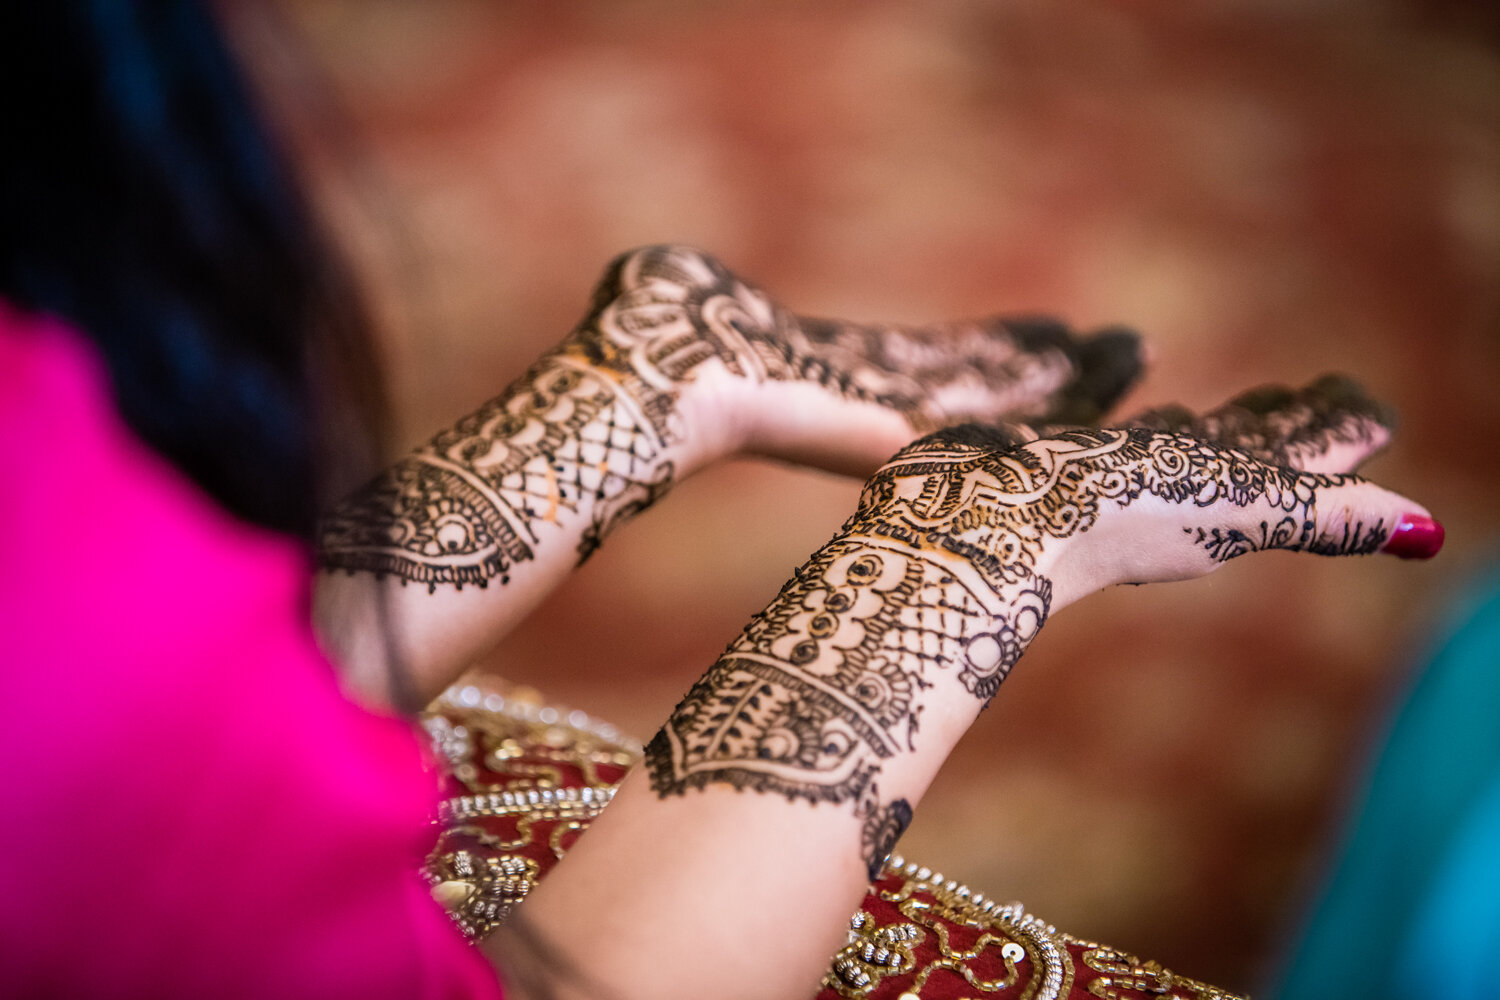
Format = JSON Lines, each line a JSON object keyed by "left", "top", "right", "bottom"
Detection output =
{"left": 670, "top": 364, "right": 755, "bottom": 475}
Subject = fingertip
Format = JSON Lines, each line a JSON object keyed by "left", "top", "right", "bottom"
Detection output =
{"left": 1049, "top": 326, "right": 1145, "bottom": 424}
{"left": 1000, "top": 315, "right": 1074, "bottom": 355}
{"left": 1382, "top": 513, "right": 1445, "bottom": 560}
{"left": 1307, "top": 372, "right": 1401, "bottom": 431}
{"left": 1228, "top": 383, "right": 1296, "bottom": 416}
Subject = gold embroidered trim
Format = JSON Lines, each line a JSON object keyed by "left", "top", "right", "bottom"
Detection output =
{"left": 426, "top": 850, "right": 539, "bottom": 939}
{"left": 439, "top": 786, "right": 615, "bottom": 823}
{"left": 822, "top": 853, "right": 1073, "bottom": 999}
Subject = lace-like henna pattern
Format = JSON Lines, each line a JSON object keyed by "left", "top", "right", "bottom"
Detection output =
{"left": 319, "top": 358, "right": 670, "bottom": 588}
{"left": 648, "top": 421, "right": 1393, "bottom": 873}
{"left": 645, "top": 528, "right": 1025, "bottom": 876}
{"left": 321, "top": 244, "right": 1126, "bottom": 588}
{"left": 648, "top": 540, "right": 999, "bottom": 801}
{"left": 583, "top": 245, "right": 1110, "bottom": 433}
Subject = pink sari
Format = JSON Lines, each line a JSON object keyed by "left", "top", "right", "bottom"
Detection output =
{"left": 0, "top": 304, "right": 501, "bottom": 998}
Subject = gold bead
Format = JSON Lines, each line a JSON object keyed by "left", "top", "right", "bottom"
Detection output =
{"left": 431, "top": 880, "right": 474, "bottom": 909}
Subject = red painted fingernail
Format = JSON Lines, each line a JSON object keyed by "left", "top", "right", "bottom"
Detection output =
{"left": 1383, "top": 514, "right": 1444, "bottom": 560}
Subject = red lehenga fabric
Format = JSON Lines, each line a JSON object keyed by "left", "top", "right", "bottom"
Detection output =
{"left": 423, "top": 681, "right": 1246, "bottom": 1000}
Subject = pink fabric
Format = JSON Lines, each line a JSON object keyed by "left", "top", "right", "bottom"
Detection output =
{"left": 0, "top": 304, "right": 502, "bottom": 999}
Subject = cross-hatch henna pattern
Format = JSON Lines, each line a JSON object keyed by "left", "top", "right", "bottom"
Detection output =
{"left": 319, "top": 245, "right": 1094, "bottom": 589}
{"left": 647, "top": 424, "right": 1392, "bottom": 877}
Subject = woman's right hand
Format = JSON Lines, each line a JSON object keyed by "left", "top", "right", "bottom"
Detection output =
{"left": 647, "top": 375, "right": 1439, "bottom": 852}
{"left": 856, "top": 374, "right": 1439, "bottom": 625}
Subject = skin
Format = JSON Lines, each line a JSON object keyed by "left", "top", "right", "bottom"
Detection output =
{"left": 314, "top": 245, "right": 1429, "bottom": 999}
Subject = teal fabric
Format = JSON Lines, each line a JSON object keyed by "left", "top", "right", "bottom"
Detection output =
{"left": 1394, "top": 773, "right": 1500, "bottom": 999}
{"left": 1274, "top": 571, "right": 1500, "bottom": 1000}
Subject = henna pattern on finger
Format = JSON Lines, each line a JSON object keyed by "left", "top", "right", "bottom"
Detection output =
{"left": 1124, "top": 375, "right": 1394, "bottom": 471}
{"left": 1187, "top": 513, "right": 1389, "bottom": 562}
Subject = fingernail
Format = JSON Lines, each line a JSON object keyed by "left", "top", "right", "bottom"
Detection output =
{"left": 1383, "top": 514, "right": 1444, "bottom": 560}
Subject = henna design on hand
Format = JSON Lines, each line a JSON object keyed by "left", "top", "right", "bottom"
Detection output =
{"left": 321, "top": 245, "right": 1138, "bottom": 588}
{"left": 649, "top": 407, "right": 1396, "bottom": 870}
{"left": 583, "top": 245, "right": 1139, "bottom": 433}
{"left": 1123, "top": 374, "right": 1394, "bottom": 472}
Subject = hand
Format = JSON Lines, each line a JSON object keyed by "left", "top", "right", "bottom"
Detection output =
{"left": 647, "top": 376, "right": 1439, "bottom": 880}
{"left": 568, "top": 244, "right": 1144, "bottom": 476}
{"left": 322, "top": 244, "right": 1143, "bottom": 590}
{"left": 857, "top": 374, "right": 1439, "bottom": 627}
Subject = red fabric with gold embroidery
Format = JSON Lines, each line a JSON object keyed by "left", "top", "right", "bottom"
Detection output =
{"left": 423, "top": 684, "right": 1245, "bottom": 999}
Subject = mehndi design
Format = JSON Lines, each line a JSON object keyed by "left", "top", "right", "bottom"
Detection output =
{"left": 649, "top": 413, "right": 1395, "bottom": 875}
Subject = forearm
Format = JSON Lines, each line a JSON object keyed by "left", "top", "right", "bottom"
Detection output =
{"left": 498, "top": 518, "right": 1052, "bottom": 999}
{"left": 473, "top": 370, "right": 1436, "bottom": 997}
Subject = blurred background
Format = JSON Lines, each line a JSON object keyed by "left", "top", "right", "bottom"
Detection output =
{"left": 237, "top": 0, "right": 1498, "bottom": 989}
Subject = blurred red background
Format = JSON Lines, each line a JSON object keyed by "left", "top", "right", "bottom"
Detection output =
{"left": 240, "top": 1, "right": 1499, "bottom": 989}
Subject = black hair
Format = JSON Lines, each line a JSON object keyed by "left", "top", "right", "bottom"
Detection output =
{"left": 0, "top": 1, "right": 383, "bottom": 540}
